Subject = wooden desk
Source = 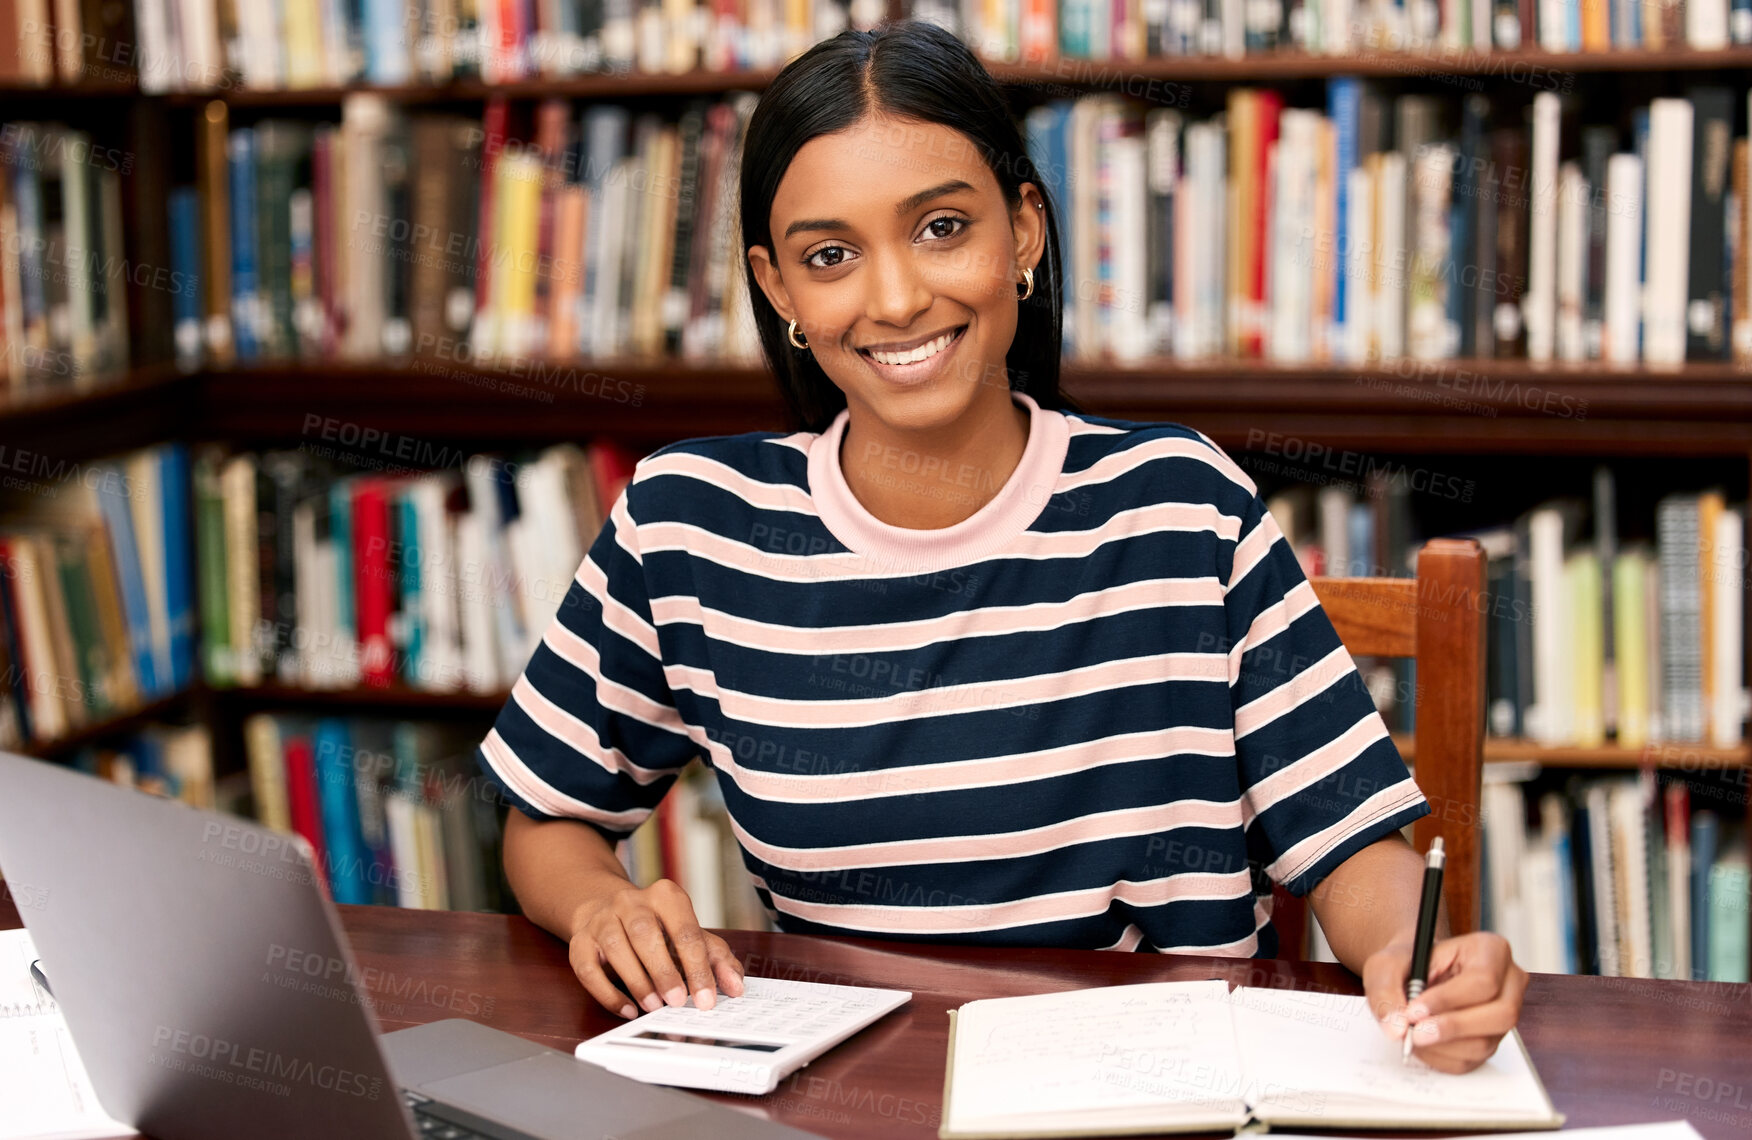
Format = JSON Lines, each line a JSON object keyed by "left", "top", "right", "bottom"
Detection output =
{"left": 6, "top": 900, "right": 1751, "bottom": 1140}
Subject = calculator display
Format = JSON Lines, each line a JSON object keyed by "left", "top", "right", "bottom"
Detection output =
{"left": 630, "top": 1031, "right": 785, "bottom": 1052}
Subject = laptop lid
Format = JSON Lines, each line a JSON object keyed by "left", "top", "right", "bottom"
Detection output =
{"left": 0, "top": 751, "right": 417, "bottom": 1140}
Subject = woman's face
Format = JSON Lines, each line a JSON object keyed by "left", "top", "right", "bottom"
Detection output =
{"left": 748, "top": 113, "right": 1046, "bottom": 434}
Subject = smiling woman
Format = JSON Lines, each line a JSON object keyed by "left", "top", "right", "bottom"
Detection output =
{"left": 475, "top": 18, "right": 1528, "bottom": 1078}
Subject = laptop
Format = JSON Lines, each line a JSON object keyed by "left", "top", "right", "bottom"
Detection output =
{"left": 0, "top": 750, "right": 826, "bottom": 1140}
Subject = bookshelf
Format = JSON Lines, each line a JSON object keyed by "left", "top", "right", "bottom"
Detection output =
{"left": 0, "top": 12, "right": 1748, "bottom": 974}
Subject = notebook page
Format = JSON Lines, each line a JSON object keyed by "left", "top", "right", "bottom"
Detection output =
{"left": 0, "top": 929, "right": 132, "bottom": 1140}
{"left": 943, "top": 980, "right": 1249, "bottom": 1137}
{"left": 1229, "top": 986, "right": 1557, "bottom": 1126}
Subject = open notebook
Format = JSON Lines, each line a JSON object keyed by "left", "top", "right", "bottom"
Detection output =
{"left": 939, "top": 980, "right": 1563, "bottom": 1140}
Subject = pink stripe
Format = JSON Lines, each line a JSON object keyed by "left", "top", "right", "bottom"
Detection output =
{"left": 1236, "top": 714, "right": 1390, "bottom": 828}
{"left": 689, "top": 725, "right": 1233, "bottom": 804}
{"left": 1059, "top": 434, "right": 1262, "bottom": 496}
{"left": 1228, "top": 579, "right": 1322, "bottom": 685}
{"left": 541, "top": 620, "right": 689, "bottom": 735}
{"left": 574, "top": 555, "right": 662, "bottom": 660}
{"left": 1229, "top": 507, "right": 1281, "bottom": 592}
{"left": 647, "top": 577, "right": 1225, "bottom": 656}
{"left": 669, "top": 652, "right": 1227, "bottom": 730}
{"left": 1233, "top": 646, "right": 1355, "bottom": 739}
{"left": 1152, "top": 927, "right": 1260, "bottom": 957}
{"left": 634, "top": 452, "right": 816, "bottom": 514}
{"left": 769, "top": 872, "right": 1252, "bottom": 934}
{"left": 726, "top": 798, "right": 1247, "bottom": 872}
{"left": 635, "top": 501, "right": 1241, "bottom": 584}
{"left": 1193, "top": 428, "right": 1259, "bottom": 497}
{"left": 1101, "top": 924, "right": 1146, "bottom": 951}
{"left": 1269, "top": 780, "right": 1426, "bottom": 885}
{"left": 479, "top": 729, "right": 650, "bottom": 828}
{"left": 509, "top": 674, "right": 671, "bottom": 785}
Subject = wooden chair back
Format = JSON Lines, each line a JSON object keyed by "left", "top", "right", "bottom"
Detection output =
{"left": 1268, "top": 537, "right": 1489, "bottom": 960}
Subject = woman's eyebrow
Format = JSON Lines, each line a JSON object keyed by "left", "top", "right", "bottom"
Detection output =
{"left": 782, "top": 179, "right": 977, "bottom": 240}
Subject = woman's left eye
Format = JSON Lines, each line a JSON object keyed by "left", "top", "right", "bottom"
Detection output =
{"left": 923, "top": 216, "right": 967, "bottom": 241}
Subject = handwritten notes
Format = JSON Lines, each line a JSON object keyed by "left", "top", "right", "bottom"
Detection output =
{"left": 941, "top": 980, "right": 1561, "bottom": 1139}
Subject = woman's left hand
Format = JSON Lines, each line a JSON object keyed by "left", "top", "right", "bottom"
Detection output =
{"left": 1362, "top": 930, "right": 1530, "bottom": 1074}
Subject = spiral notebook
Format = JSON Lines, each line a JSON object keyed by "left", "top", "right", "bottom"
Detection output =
{"left": 0, "top": 928, "right": 131, "bottom": 1140}
{"left": 939, "top": 980, "right": 1563, "bottom": 1140}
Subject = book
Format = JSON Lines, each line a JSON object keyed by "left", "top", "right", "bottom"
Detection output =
{"left": 939, "top": 980, "right": 1563, "bottom": 1138}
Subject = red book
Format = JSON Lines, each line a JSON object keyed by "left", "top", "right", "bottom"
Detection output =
{"left": 588, "top": 437, "right": 639, "bottom": 518}
{"left": 1247, "top": 91, "right": 1283, "bottom": 358}
{"left": 352, "top": 480, "right": 394, "bottom": 687}
{"left": 283, "top": 732, "right": 329, "bottom": 889}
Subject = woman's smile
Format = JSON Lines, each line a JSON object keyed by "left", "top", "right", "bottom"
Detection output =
{"left": 857, "top": 323, "right": 969, "bottom": 385}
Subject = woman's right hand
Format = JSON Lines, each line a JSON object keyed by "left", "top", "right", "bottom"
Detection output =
{"left": 566, "top": 877, "right": 746, "bottom": 1019}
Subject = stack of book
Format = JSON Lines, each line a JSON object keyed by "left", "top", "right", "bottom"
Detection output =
{"left": 0, "top": 121, "right": 137, "bottom": 392}
{"left": 0, "top": 442, "right": 196, "bottom": 751}
{"left": 1034, "top": 84, "right": 1752, "bottom": 365}
{"left": 193, "top": 435, "right": 637, "bottom": 694}
{"left": 70, "top": 721, "right": 220, "bottom": 809}
{"left": 1481, "top": 767, "right": 1750, "bottom": 981}
{"left": 36, "top": 0, "right": 1750, "bottom": 96}
{"left": 951, "top": 0, "right": 1752, "bottom": 57}
{"left": 1484, "top": 480, "right": 1747, "bottom": 751}
{"left": 174, "top": 94, "right": 764, "bottom": 372}
{"left": 242, "top": 711, "right": 507, "bottom": 909}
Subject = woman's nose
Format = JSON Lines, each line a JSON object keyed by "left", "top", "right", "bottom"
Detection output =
{"left": 863, "top": 246, "right": 934, "bottom": 329}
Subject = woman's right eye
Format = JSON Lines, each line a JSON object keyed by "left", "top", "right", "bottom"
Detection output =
{"left": 804, "top": 245, "right": 850, "bottom": 270}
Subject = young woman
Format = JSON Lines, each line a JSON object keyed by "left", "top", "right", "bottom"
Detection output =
{"left": 477, "top": 20, "right": 1527, "bottom": 1074}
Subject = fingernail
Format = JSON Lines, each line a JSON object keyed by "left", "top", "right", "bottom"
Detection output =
{"left": 1407, "top": 1003, "right": 1429, "bottom": 1021}
{"left": 727, "top": 975, "right": 745, "bottom": 996}
{"left": 664, "top": 986, "right": 687, "bottom": 1007}
{"left": 1415, "top": 1020, "right": 1440, "bottom": 1042}
{"left": 619, "top": 1004, "right": 637, "bottom": 1019}
{"left": 1383, "top": 1011, "right": 1408, "bottom": 1038}
{"left": 695, "top": 987, "right": 716, "bottom": 1009}
{"left": 640, "top": 992, "right": 663, "bottom": 1013}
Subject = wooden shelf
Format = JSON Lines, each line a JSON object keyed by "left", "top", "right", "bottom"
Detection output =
{"left": 135, "top": 46, "right": 1752, "bottom": 107}
{"left": 174, "top": 356, "right": 1752, "bottom": 453}
{"left": 20, "top": 685, "right": 200, "bottom": 759}
{"left": 1394, "top": 733, "right": 1752, "bottom": 768}
{"left": 214, "top": 682, "right": 509, "bottom": 714}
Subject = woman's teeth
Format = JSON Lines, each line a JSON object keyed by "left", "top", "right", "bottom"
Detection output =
{"left": 867, "top": 327, "right": 960, "bottom": 366}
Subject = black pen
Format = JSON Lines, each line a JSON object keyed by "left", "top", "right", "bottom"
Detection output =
{"left": 1402, "top": 837, "right": 1445, "bottom": 1065}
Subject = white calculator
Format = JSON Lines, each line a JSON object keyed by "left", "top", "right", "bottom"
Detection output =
{"left": 573, "top": 975, "right": 912, "bottom": 1095}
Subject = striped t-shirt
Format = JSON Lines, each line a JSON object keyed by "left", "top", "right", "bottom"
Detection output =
{"left": 475, "top": 390, "right": 1430, "bottom": 956}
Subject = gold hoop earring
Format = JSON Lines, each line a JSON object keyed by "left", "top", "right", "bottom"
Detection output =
{"left": 1017, "top": 267, "right": 1034, "bottom": 302}
{"left": 787, "top": 318, "right": 808, "bottom": 350}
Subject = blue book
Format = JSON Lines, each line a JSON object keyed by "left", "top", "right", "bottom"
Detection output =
{"left": 1734, "top": 0, "right": 1751, "bottom": 41}
{"left": 167, "top": 187, "right": 202, "bottom": 371}
{"left": 1060, "top": 0, "right": 1095, "bottom": 55}
{"left": 94, "top": 464, "right": 160, "bottom": 697}
{"left": 1552, "top": 821, "right": 1579, "bottom": 974}
{"left": 9, "top": 131, "right": 46, "bottom": 339}
{"left": 397, "top": 492, "right": 423, "bottom": 683}
{"left": 1451, "top": 95, "right": 1486, "bottom": 356}
{"left": 159, "top": 445, "right": 195, "bottom": 691}
{"left": 1327, "top": 78, "right": 1361, "bottom": 355}
{"left": 313, "top": 718, "right": 373, "bottom": 905}
{"left": 1691, "top": 811, "right": 1718, "bottom": 981}
{"left": 227, "top": 128, "right": 260, "bottom": 361}
{"left": 365, "top": 0, "right": 412, "bottom": 82}
{"left": 1025, "top": 101, "right": 1073, "bottom": 355}
{"left": 1346, "top": 501, "right": 1373, "bottom": 577}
